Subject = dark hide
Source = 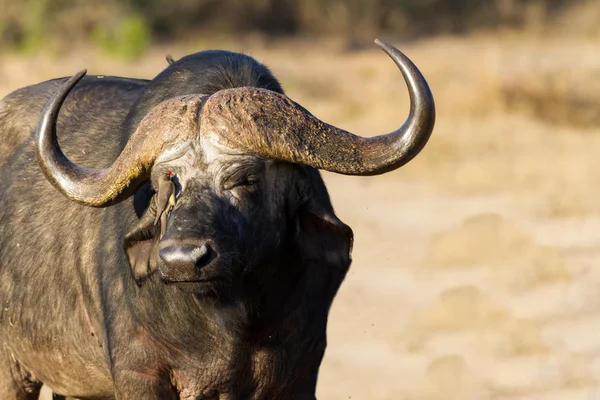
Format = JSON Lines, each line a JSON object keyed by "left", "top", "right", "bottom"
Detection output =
{"left": 0, "top": 51, "right": 352, "bottom": 399}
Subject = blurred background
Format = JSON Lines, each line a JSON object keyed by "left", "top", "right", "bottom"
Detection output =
{"left": 2, "top": 1, "right": 600, "bottom": 399}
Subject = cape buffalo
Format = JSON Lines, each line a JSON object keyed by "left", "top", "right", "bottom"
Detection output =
{"left": 0, "top": 39, "right": 435, "bottom": 399}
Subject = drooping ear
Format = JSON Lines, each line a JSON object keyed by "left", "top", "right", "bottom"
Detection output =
{"left": 124, "top": 174, "right": 177, "bottom": 285}
{"left": 124, "top": 197, "right": 161, "bottom": 285}
{"left": 296, "top": 198, "right": 354, "bottom": 271}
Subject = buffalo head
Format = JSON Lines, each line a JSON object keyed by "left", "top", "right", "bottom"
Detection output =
{"left": 34, "top": 39, "right": 435, "bottom": 296}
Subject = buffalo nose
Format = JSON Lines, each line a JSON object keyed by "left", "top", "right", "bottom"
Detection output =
{"left": 158, "top": 243, "right": 212, "bottom": 270}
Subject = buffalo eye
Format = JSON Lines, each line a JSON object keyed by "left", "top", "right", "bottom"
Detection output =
{"left": 222, "top": 174, "right": 260, "bottom": 191}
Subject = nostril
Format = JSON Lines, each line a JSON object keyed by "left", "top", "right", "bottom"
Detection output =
{"left": 189, "top": 244, "right": 208, "bottom": 263}
{"left": 192, "top": 243, "right": 215, "bottom": 267}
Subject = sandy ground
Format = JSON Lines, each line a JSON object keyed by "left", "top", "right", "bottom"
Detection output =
{"left": 2, "top": 33, "right": 600, "bottom": 399}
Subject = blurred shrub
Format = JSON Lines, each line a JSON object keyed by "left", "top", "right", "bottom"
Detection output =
{"left": 0, "top": 0, "right": 124, "bottom": 53}
{"left": 0, "top": 0, "right": 590, "bottom": 56}
{"left": 92, "top": 15, "right": 151, "bottom": 59}
{"left": 501, "top": 69, "right": 600, "bottom": 129}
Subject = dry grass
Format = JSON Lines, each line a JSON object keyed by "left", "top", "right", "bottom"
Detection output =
{"left": 415, "top": 285, "right": 513, "bottom": 331}
{"left": 416, "top": 354, "right": 492, "bottom": 400}
{"left": 424, "top": 213, "right": 534, "bottom": 266}
{"left": 423, "top": 213, "right": 572, "bottom": 291}
{"left": 410, "top": 284, "right": 550, "bottom": 356}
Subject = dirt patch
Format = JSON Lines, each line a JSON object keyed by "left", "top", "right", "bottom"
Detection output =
{"left": 417, "top": 354, "right": 492, "bottom": 400}
{"left": 416, "top": 285, "right": 512, "bottom": 331}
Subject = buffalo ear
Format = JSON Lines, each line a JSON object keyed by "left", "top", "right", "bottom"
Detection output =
{"left": 125, "top": 175, "right": 178, "bottom": 285}
{"left": 296, "top": 199, "right": 353, "bottom": 271}
{"left": 124, "top": 198, "right": 161, "bottom": 285}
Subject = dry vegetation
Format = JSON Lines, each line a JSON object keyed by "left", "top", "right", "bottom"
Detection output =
{"left": 3, "top": 2, "right": 600, "bottom": 399}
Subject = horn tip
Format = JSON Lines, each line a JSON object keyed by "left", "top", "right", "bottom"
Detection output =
{"left": 68, "top": 70, "right": 87, "bottom": 86}
{"left": 374, "top": 38, "right": 389, "bottom": 48}
{"left": 374, "top": 38, "right": 400, "bottom": 54}
{"left": 374, "top": 38, "right": 410, "bottom": 62}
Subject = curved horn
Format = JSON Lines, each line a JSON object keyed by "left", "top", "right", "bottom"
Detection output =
{"left": 200, "top": 39, "right": 435, "bottom": 175}
{"left": 36, "top": 71, "right": 206, "bottom": 207}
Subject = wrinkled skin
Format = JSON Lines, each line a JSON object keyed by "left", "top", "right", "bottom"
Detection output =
{"left": 0, "top": 52, "right": 352, "bottom": 399}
